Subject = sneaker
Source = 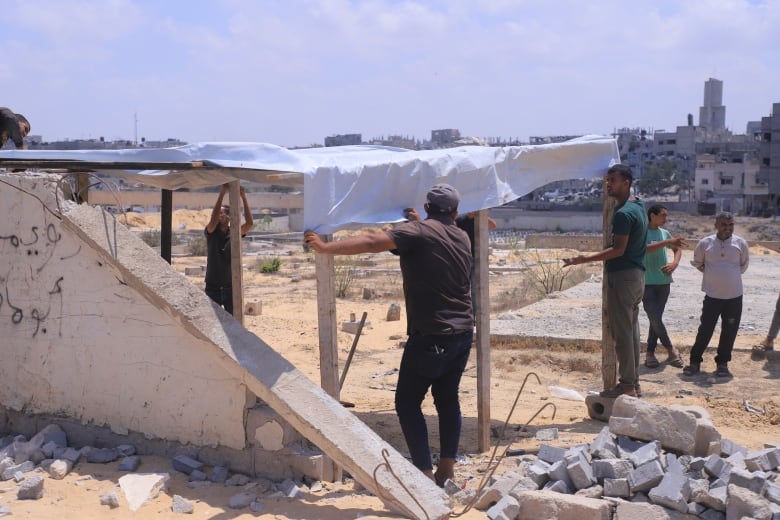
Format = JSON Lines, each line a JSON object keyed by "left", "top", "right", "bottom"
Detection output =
{"left": 715, "top": 363, "right": 732, "bottom": 378}
{"left": 682, "top": 363, "right": 700, "bottom": 376}
{"left": 599, "top": 384, "right": 637, "bottom": 398}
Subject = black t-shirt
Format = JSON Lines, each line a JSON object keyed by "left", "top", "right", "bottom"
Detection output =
{"left": 386, "top": 216, "right": 473, "bottom": 335}
{"left": 205, "top": 226, "right": 231, "bottom": 287}
{"left": 455, "top": 215, "right": 475, "bottom": 256}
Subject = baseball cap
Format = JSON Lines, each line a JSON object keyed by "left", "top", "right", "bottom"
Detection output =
{"left": 426, "top": 183, "right": 460, "bottom": 213}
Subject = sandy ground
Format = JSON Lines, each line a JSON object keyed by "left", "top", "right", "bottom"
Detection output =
{"left": 2, "top": 212, "right": 779, "bottom": 519}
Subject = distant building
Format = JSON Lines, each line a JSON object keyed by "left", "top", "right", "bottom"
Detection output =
{"left": 430, "top": 129, "right": 461, "bottom": 147}
{"left": 324, "top": 134, "right": 362, "bottom": 147}
{"left": 28, "top": 136, "right": 187, "bottom": 150}
{"left": 756, "top": 102, "right": 780, "bottom": 215}
{"left": 699, "top": 77, "right": 727, "bottom": 133}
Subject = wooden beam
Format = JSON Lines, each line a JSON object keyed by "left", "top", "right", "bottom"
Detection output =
{"left": 0, "top": 160, "right": 206, "bottom": 170}
{"left": 601, "top": 179, "right": 617, "bottom": 389}
{"left": 314, "top": 234, "right": 341, "bottom": 481}
{"left": 161, "top": 189, "right": 173, "bottom": 264}
{"left": 76, "top": 173, "right": 90, "bottom": 204}
{"left": 474, "top": 209, "right": 491, "bottom": 452}
{"left": 228, "top": 181, "right": 244, "bottom": 324}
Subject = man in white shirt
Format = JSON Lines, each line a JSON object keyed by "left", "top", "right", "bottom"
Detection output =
{"left": 683, "top": 212, "right": 749, "bottom": 378}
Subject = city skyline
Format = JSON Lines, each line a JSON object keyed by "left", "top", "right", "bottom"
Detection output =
{"left": 2, "top": 0, "right": 778, "bottom": 148}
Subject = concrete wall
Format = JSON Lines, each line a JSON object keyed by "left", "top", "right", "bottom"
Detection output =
{"left": 0, "top": 173, "right": 249, "bottom": 449}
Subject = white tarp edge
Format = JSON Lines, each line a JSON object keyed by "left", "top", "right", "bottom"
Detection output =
{"left": 0, "top": 136, "right": 619, "bottom": 234}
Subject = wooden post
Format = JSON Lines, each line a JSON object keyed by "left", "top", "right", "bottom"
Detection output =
{"left": 161, "top": 189, "right": 172, "bottom": 264}
{"left": 228, "top": 181, "right": 244, "bottom": 324}
{"left": 314, "top": 234, "right": 341, "bottom": 481}
{"left": 601, "top": 179, "right": 617, "bottom": 389}
{"left": 76, "top": 173, "right": 90, "bottom": 204}
{"left": 474, "top": 210, "right": 491, "bottom": 452}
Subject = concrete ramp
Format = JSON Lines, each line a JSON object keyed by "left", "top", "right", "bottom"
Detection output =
{"left": 0, "top": 174, "right": 449, "bottom": 520}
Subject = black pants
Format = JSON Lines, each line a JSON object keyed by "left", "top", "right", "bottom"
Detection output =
{"left": 689, "top": 295, "right": 742, "bottom": 365}
{"left": 205, "top": 283, "right": 233, "bottom": 315}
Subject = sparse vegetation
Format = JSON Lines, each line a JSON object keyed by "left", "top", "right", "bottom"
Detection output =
{"left": 187, "top": 236, "right": 207, "bottom": 256}
{"left": 258, "top": 256, "right": 282, "bottom": 273}
{"left": 139, "top": 229, "right": 182, "bottom": 248}
{"left": 335, "top": 258, "right": 359, "bottom": 298}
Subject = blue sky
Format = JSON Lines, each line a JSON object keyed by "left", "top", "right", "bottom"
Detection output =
{"left": 2, "top": 0, "right": 778, "bottom": 148}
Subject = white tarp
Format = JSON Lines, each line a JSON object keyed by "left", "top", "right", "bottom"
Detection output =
{"left": 0, "top": 136, "right": 619, "bottom": 234}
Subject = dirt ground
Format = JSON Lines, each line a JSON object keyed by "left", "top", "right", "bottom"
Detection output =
{"left": 3, "top": 211, "right": 779, "bottom": 519}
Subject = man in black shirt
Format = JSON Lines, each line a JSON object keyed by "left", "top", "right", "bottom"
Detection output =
{"left": 204, "top": 184, "right": 254, "bottom": 315}
{"left": 304, "top": 184, "right": 473, "bottom": 486}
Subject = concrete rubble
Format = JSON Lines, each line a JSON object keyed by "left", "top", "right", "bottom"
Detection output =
{"left": 1, "top": 395, "right": 779, "bottom": 518}
{"left": 0, "top": 422, "right": 358, "bottom": 515}
{"left": 468, "top": 395, "right": 780, "bottom": 520}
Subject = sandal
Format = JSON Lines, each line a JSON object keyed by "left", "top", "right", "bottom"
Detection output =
{"left": 682, "top": 364, "right": 700, "bottom": 376}
{"left": 752, "top": 343, "right": 774, "bottom": 353}
{"left": 644, "top": 353, "right": 660, "bottom": 369}
{"left": 666, "top": 347, "right": 684, "bottom": 368}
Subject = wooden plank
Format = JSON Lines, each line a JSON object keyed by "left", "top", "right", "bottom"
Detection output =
{"left": 601, "top": 178, "right": 617, "bottom": 389}
{"left": 474, "top": 210, "right": 491, "bottom": 452}
{"left": 314, "top": 234, "right": 341, "bottom": 481}
{"left": 161, "top": 189, "right": 173, "bottom": 264}
{"left": 0, "top": 160, "right": 207, "bottom": 170}
{"left": 228, "top": 181, "right": 244, "bottom": 324}
{"left": 76, "top": 173, "right": 90, "bottom": 204}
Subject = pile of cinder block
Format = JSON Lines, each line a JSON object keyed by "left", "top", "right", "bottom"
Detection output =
{"left": 470, "top": 395, "right": 779, "bottom": 520}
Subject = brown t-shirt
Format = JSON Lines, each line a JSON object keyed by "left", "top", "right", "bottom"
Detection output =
{"left": 386, "top": 215, "right": 473, "bottom": 335}
{"left": 0, "top": 108, "right": 24, "bottom": 148}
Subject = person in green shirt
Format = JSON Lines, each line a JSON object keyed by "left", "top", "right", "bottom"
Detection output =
{"left": 563, "top": 164, "right": 648, "bottom": 398}
{"left": 642, "top": 205, "right": 686, "bottom": 369}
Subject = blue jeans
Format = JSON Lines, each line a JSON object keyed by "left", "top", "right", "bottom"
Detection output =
{"left": 395, "top": 330, "right": 473, "bottom": 471}
{"left": 689, "top": 295, "right": 742, "bottom": 365}
{"left": 642, "top": 284, "right": 672, "bottom": 353}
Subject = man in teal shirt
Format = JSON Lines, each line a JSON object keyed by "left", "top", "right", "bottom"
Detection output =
{"left": 564, "top": 164, "right": 648, "bottom": 397}
{"left": 642, "top": 205, "right": 685, "bottom": 369}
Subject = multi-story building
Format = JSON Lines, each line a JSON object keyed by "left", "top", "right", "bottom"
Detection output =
{"left": 324, "top": 133, "right": 362, "bottom": 147}
{"left": 757, "top": 103, "right": 780, "bottom": 215}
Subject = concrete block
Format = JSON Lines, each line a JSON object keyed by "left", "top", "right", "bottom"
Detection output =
{"left": 525, "top": 461, "right": 550, "bottom": 488}
{"left": 548, "top": 460, "right": 575, "bottom": 490}
{"left": 628, "top": 460, "right": 664, "bottom": 493}
{"left": 720, "top": 438, "right": 747, "bottom": 457}
{"left": 244, "top": 300, "right": 262, "bottom": 316}
{"left": 728, "top": 467, "right": 768, "bottom": 495}
{"left": 585, "top": 394, "right": 614, "bottom": 422}
{"left": 538, "top": 444, "right": 566, "bottom": 464}
{"left": 566, "top": 450, "right": 596, "bottom": 490}
{"left": 172, "top": 454, "right": 203, "bottom": 475}
{"left": 648, "top": 471, "right": 691, "bottom": 513}
{"left": 486, "top": 495, "right": 520, "bottom": 520}
{"left": 542, "top": 479, "right": 571, "bottom": 494}
{"left": 609, "top": 396, "right": 720, "bottom": 456}
{"left": 589, "top": 426, "right": 618, "bottom": 459}
{"left": 726, "top": 483, "right": 774, "bottom": 520}
{"left": 341, "top": 319, "right": 371, "bottom": 334}
{"left": 704, "top": 454, "right": 732, "bottom": 480}
{"left": 592, "top": 459, "right": 633, "bottom": 480}
{"left": 515, "top": 490, "right": 612, "bottom": 520}
{"left": 628, "top": 440, "right": 661, "bottom": 468}
{"left": 765, "top": 481, "right": 780, "bottom": 506}
{"left": 691, "top": 483, "right": 727, "bottom": 512}
{"left": 698, "top": 508, "right": 725, "bottom": 520}
{"left": 386, "top": 303, "right": 401, "bottom": 321}
{"left": 603, "top": 478, "right": 630, "bottom": 497}
{"left": 615, "top": 501, "right": 697, "bottom": 519}
{"left": 246, "top": 405, "right": 301, "bottom": 448}
{"left": 745, "top": 448, "right": 779, "bottom": 472}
